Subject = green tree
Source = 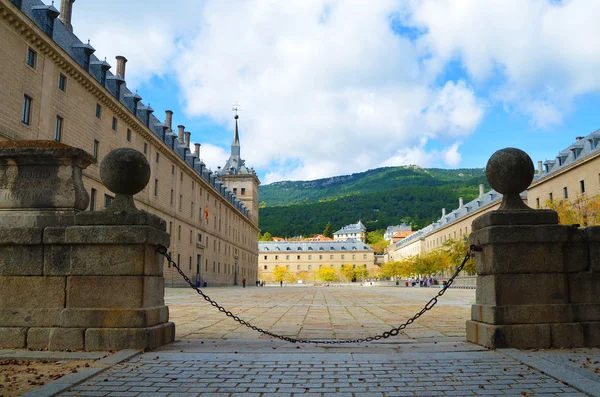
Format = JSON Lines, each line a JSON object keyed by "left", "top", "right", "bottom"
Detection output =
{"left": 317, "top": 266, "right": 337, "bottom": 282}
{"left": 323, "top": 221, "right": 334, "bottom": 238}
{"left": 259, "top": 232, "right": 273, "bottom": 242}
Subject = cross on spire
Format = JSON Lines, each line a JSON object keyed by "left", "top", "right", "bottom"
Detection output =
{"left": 232, "top": 103, "right": 241, "bottom": 116}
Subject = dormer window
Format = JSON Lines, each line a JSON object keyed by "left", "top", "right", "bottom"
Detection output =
{"left": 44, "top": 14, "right": 55, "bottom": 37}
{"left": 319, "top": 247, "right": 324, "bottom": 251}
{"left": 100, "top": 69, "right": 107, "bottom": 87}
{"left": 286, "top": 247, "right": 291, "bottom": 251}
{"left": 83, "top": 53, "right": 91, "bottom": 72}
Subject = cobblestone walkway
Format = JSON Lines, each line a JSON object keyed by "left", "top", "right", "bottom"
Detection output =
{"left": 58, "top": 349, "right": 596, "bottom": 396}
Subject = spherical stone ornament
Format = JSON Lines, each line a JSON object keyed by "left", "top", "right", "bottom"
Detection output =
{"left": 486, "top": 148, "right": 534, "bottom": 195}
{"left": 100, "top": 148, "right": 150, "bottom": 211}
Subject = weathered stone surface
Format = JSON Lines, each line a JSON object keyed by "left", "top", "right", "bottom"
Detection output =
{"left": 75, "top": 210, "right": 166, "bottom": 231}
{"left": 49, "top": 328, "right": 85, "bottom": 351}
{"left": 485, "top": 148, "right": 534, "bottom": 210}
{"left": 476, "top": 274, "right": 568, "bottom": 306}
{"left": 582, "top": 322, "right": 600, "bottom": 347}
{"left": 471, "top": 304, "right": 574, "bottom": 325}
{"left": 471, "top": 210, "right": 558, "bottom": 231}
{"left": 0, "top": 327, "right": 27, "bottom": 348}
{"left": 568, "top": 272, "right": 600, "bottom": 303}
{"left": 0, "top": 308, "right": 62, "bottom": 327}
{"left": 550, "top": 323, "right": 584, "bottom": 348}
{"left": 64, "top": 225, "right": 169, "bottom": 246}
{"left": 27, "top": 328, "right": 51, "bottom": 349}
{"left": 60, "top": 307, "right": 169, "bottom": 328}
{"left": 0, "top": 212, "right": 77, "bottom": 228}
{"left": 0, "top": 227, "right": 43, "bottom": 244}
{"left": 466, "top": 321, "right": 551, "bottom": 349}
{"left": 85, "top": 322, "right": 175, "bottom": 351}
{"left": 572, "top": 303, "right": 600, "bottom": 321}
{"left": 0, "top": 141, "right": 95, "bottom": 211}
{"left": 0, "top": 246, "right": 43, "bottom": 275}
{"left": 70, "top": 245, "right": 145, "bottom": 275}
{"left": 476, "top": 242, "right": 564, "bottom": 275}
{"left": 100, "top": 148, "right": 150, "bottom": 212}
{"left": 471, "top": 225, "right": 568, "bottom": 246}
{"left": 44, "top": 245, "right": 71, "bottom": 275}
{"left": 0, "top": 276, "right": 65, "bottom": 308}
{"left": 43, "top": 227, "right": 67, "bottom": 244}
{"left": 66, "top": 276, "right": 164, "bottom": 308}
{"left": 564, "top": 226, "right": 589, "bottom": 272}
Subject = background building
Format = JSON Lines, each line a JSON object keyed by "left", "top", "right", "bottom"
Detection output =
{"left": 333, "top": 220, "right": 367, "bottom": 242}
{"left": 259, "top": 240, "right": 375, "bottom": 282}
{"left": 0, "top": 0, "right": 260, "bottom": 286}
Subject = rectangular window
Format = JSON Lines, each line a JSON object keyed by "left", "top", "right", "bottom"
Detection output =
{"left": 172, "top": 165, "right": 175, "bottom": 175}
{"left": 177, "top": 254, "right": 180, "bottom": 267}
{"left": 308, "top": 255, "right": 312, "bottom": 260}
{"left": 264, "top": 265, "right": 267, "bottom": 270}
{"left": 126, "top": 129, "right": 131, "bottom": 142}
{"left": 190, "top": 230, "right": 192, "bottom": 244}
{"left": 90, "top": 188, "right": 96, "bottom": 211}
{"left": 297, "top": 255, "right": 300, "bottom": 260}
{"left": 169, "top": 222, "right": 172, "bottom": 235}
{"left": 112, "top": 117, "right": 118, "bottom": 131}
{"left": 93, "top": 140, "right": 99, "bottom": 159}
{"left": 144, "top": 143, "right": 148, "bottom": 154}
{"left": 156, "top": 152, "right": 160, "bottom": 163}
{"left": 54, "top": 116, "right": 63, "bottom": 142}
{"left": 154, "top": 179, "right": 158, "bottom": 196}
{"left": 341, "top": 254, "right": 345, "bottom": 260}
{"left": 330, "top": 255, "right": 333, "bottom": 260}
{"left": 26, "top": 48, "right": 36, "bottom": 68}
{"left": 297, "top": 265, "right": 301, "bottom": 270}
{"left": 536, "top": 198, "right": 540, "bottom": 209}
{"left": 264, "top": 255, "right": 267, "bottom": 260}
{"left": 44, "top": 17, "right": 54, "bottom": 37}
{"left": 179, "top": 195, "right": 183, "bottom": 211}
{"left": 233, "top": 188, "right": 237, "bottom": 195}
{"left": 319, "top": 255, "right": 323, "bottom": 260}
{"left": 192, "top": 181, "right": 195, "bottom": 191}
{"left": 191, "top": 202, "right": 195, "bottom": 217}
{"left": 22, "top": 95, "right": 32, "bottom": 125}
{"left": 95, "top": 104, "right": 102, "bottom": 119}
{"left": 308, "top": 265, "right": 312, "bottom": 270}
{"left": 178, "top": 225, "right": 181, "bottom": 240}
{"left": 180, "top": 172, "right": 183, "bottom": 182}
{"left": 104, "top": 194, "right": 113, "bottom": 209}
{"left": 286, "top": 255, "right": 289, "bottom": 260}
{"left": 198, "top": 233, "right": 202, "bottom": 242}
{"left": 170, "top": 189, "right": 174, "bottom": 205}
{"left": 580, "top": 180, "right": 585, "bottom": 193}
{"left": 564, "top": 187, "right": 568, "bottom": 199}
{"left": 549, "top": 192, "right": 553, "bottom": 202}
{"left": 189, "top": 257, "right": 192, "bottom": 271}
{"left": 241, "top": 188, "right": 246, "bottom": 195}
{"left": 58, "top": 74, "right": 66, "bottom": 91}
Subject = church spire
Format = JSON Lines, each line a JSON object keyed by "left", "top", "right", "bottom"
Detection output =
{"left": 231, "top": 104, "right": 240, "bottom": 157}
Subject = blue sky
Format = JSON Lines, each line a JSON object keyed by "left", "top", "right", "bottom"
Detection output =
{"left": 65, "top": 0, "right": 600, "bottom": 184}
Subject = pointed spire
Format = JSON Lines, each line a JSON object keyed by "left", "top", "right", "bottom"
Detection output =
{"left": 232, "top": 114, "right": 240, "bottom": 147}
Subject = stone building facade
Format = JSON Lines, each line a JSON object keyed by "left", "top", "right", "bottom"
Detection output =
{"left": 333, "top": 220, "right": 367, "bottom": 243}
{"left": 0, "top": 0, "right": 259, "bottom": 286}
{"left": 259, "top": 240, "right": 375, "bottom": 282}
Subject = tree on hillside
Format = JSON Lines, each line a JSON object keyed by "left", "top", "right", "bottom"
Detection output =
{"left": 369, "top": 239, "right": 389, "bottom": 255}
{"left": 323, "top": 221, "right": 334, "bottom": 238}
{"left": 366, "top": 230, "right": 385, "bottom": 244}
{"left": 259, "top": 232, "right": 273, "bottom": 241}
{"left": 317, "top": 266, "right": 337, "bottom": 282}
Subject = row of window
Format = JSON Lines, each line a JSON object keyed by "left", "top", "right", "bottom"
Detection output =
{"left": 263, "top": 254, "right": 368, "bottom": 260}
{"left": 166, "top": 252, "right": 255, "bottom": 279}
{"left": 535, "top": 180, "right": 587, "bottom": 208}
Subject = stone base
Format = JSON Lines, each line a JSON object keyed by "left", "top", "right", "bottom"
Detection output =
{"left": 466, "top": 320, "right": 600, "bottom": 349}
{"left": 0, "top": 322, "right": 175, "bottom": 351}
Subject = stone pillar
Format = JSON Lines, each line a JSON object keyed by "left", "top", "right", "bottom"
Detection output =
{"left": 467, "top": 147, "right": 600, "bottom": 349}
{"left": 0, "top": 141, "right": 174, "bottom": 351}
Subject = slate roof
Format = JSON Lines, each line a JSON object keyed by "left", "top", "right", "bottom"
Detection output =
{"left": 14, "top": 0, "right": 251, "bottom": 219}
{"left": 259, "top": 238, "right": 373, "bottom": 253}
{"left": 395, "top": 189, "right": 505, "bottom": 249}
{"left": 536, "top": 131, "right": 600, "bottom": 182}
{"left": 334, "top": 220, "right": 366, "bottom": 235}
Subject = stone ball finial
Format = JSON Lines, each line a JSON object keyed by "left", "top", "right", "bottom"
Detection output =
{"left": 486, "top": 147, "right": 534, "bottom": 210}
{"left": 100, "top": 148, "right": 150, "bottom": 211}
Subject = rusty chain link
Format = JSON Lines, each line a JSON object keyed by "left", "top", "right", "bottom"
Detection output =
{"left": 156, "top": 245, "right": 476, "bottom": 344}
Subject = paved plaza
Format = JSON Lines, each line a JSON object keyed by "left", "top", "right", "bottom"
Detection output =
{"left": 26, "top": 286, "right": 595, "bottom": 396}
{"left": 165, "top": 286, "right": 474, "bottom": 342}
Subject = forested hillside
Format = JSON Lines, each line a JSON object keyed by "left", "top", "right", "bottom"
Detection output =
{"left": 258, "top": 166, "right": 488, "bottom": 237}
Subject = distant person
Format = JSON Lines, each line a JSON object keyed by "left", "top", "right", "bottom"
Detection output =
{"left": 242, "top": 277, "right": 246, "bottom": 288}
{"left": 280, "top": 280, "right": 283, "bottom": 287}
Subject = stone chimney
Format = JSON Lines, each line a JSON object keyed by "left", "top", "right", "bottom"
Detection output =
{"left": 184, "top": 131, "right": 191, "bottom": 147}
{"left": 116, "top": 56, "right": 127, "bottom": 79}
{"left": 479, "top": 184, "right": 485, "bottom": 197}
{"left": 537, "top": 161, "right": 543, "bottom": 175}
{"left": 442, "top": 208, "right": 446, "bottom": 218}
{"left": 177, "top": 125, "right": 185, "bottom": 143}
{"left": 194, "top": 143, "right": 201, "bottom": 157}
{"left": 165, "top": 110, "right": 173, "bottom": 131}
{"left": 459, "top": 197, "right": 464, "bottom": 208}
{"left": 59, "top": 0, "right": 75, "bottom": 32}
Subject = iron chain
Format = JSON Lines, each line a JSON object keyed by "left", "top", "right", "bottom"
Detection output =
{"left": 156, "top": 245, "right": 475, "bottom": 344}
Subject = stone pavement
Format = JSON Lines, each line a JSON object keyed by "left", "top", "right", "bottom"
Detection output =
{"left": 165, "top": 286, "right": 474, "bottom": 341}
{"left": 55, "top": 340, "right": 599, "bottom": 396}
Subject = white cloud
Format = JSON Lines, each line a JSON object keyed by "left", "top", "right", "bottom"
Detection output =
{"left": 172, "top": 0, "right": 484, "bottom": 182}
{"left": 195, "top": 143, "right": 229, "bottom": 172}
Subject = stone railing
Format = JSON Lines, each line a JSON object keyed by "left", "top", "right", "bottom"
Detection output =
{"left": 0, "top": 142, "right": 174, "bottom": 351}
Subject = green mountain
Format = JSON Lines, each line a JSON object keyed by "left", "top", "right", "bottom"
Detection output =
{"left": 258, "top": 166, "right": 488, "bottom": 237}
